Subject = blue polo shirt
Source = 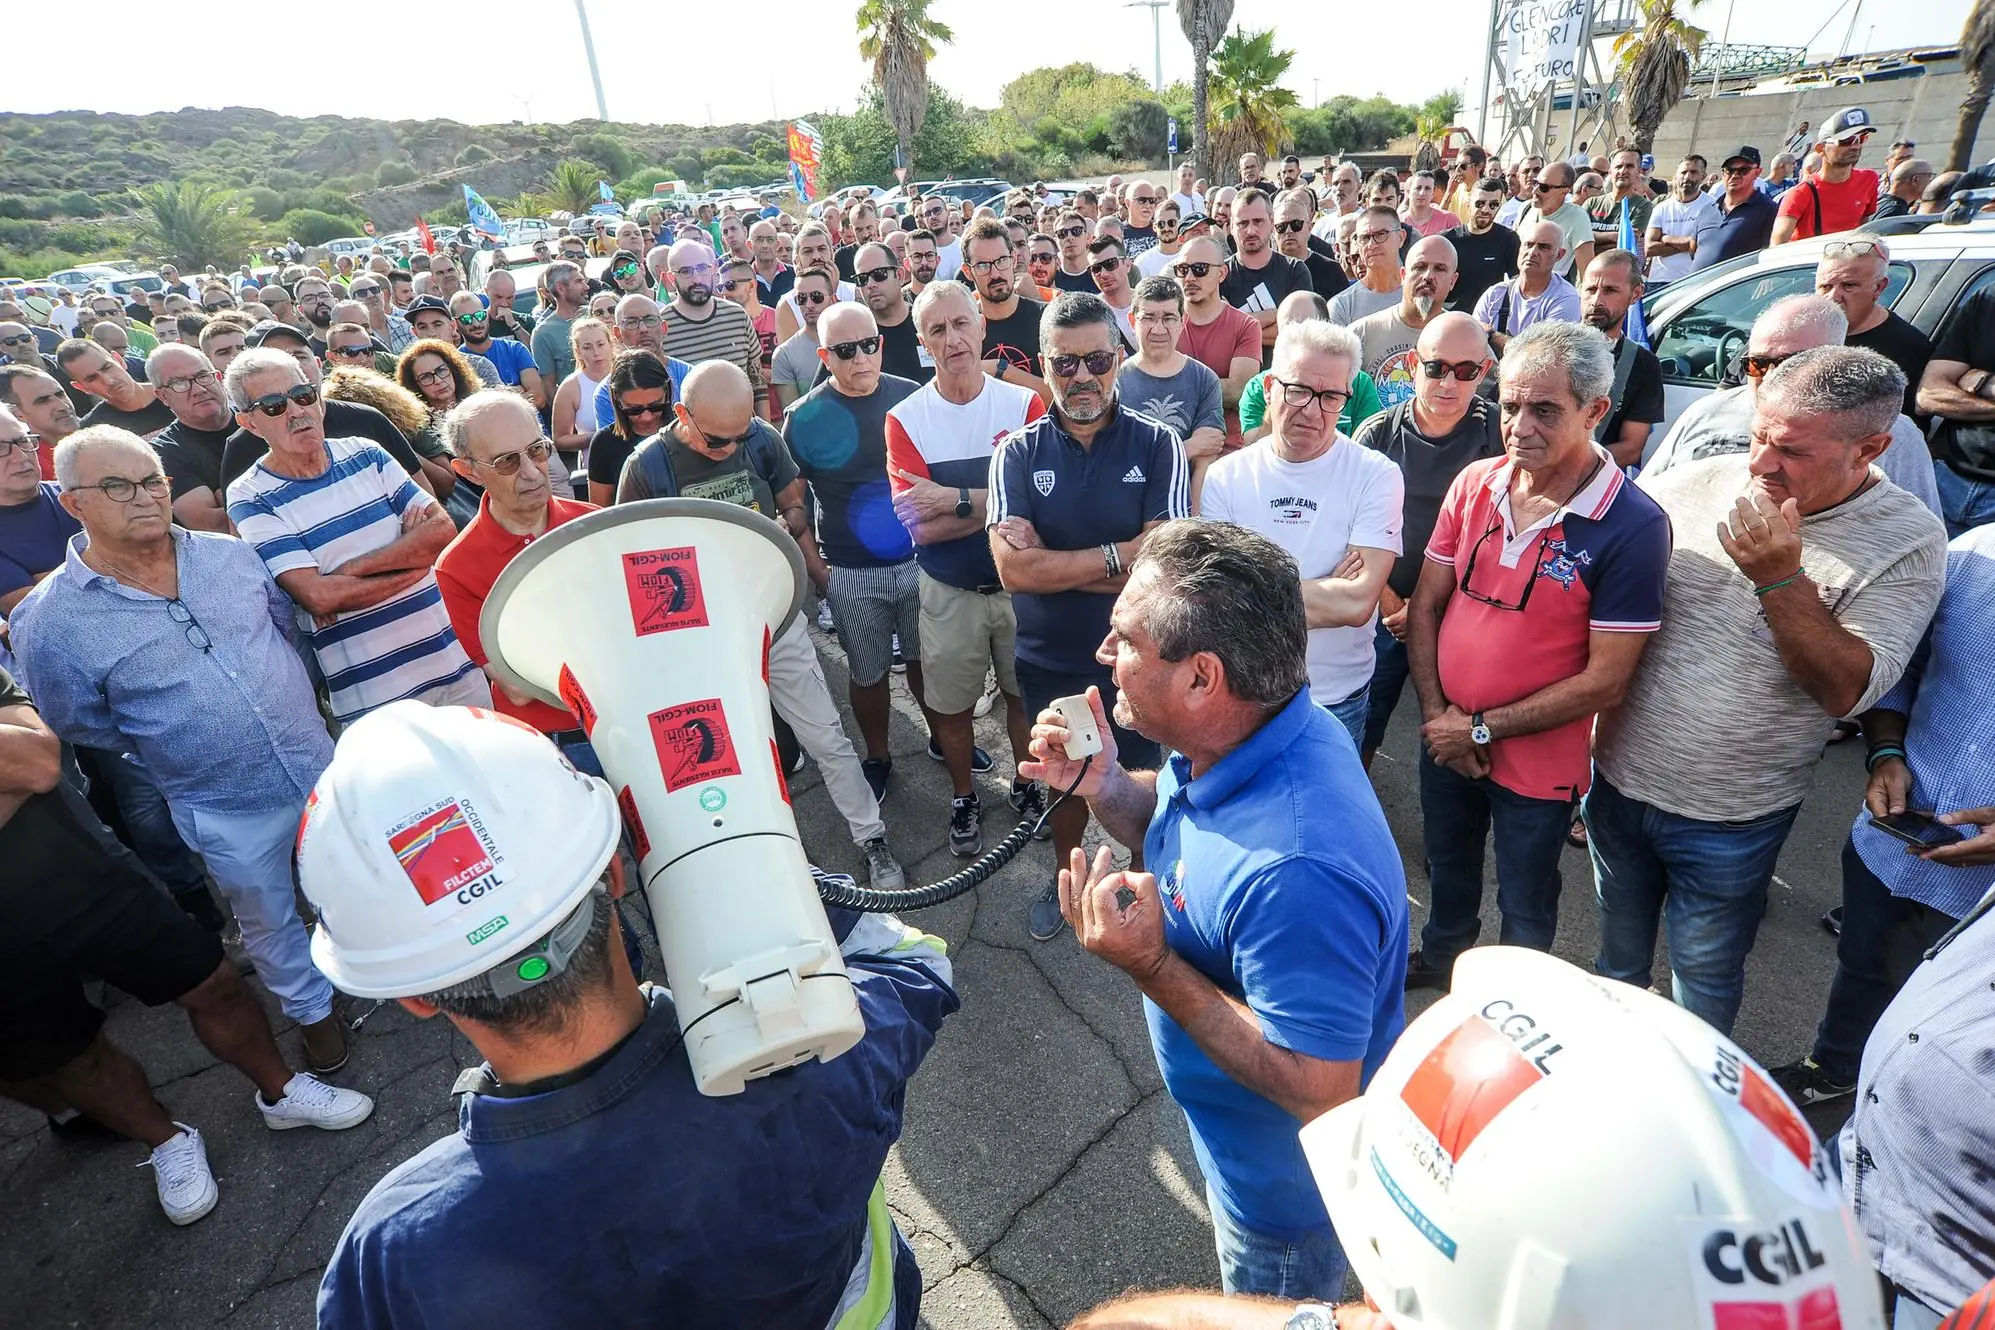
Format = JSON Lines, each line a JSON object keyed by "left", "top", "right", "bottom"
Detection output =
{"left": 471, "top": 336, "right": 537, "bottom": 387}
{"left": 1688, "top": 190, "right": 1779, "bottom": 273}
{"left": 987, "top": 405, "right": 1188, "bottom": 671}
{"left": 0, "top": 483, "right": 81, "bottom": 599}
{"left": 1143, "top": 690, "right": 1409, "bottom": 1239}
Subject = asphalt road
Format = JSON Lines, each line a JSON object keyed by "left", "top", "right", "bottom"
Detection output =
{"left": 0, "top": 638, "right": 1874, "bottom": 1329}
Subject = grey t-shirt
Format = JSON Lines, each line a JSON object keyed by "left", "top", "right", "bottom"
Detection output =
{"left": 1327, "top": 282, "right": 1400, "bottom": 329}
{"left": 1595, "top": 454, "right": 1947, "bottom": 821}
{"left": 1642, "top": 384, "right": 1942, "bottom": 518}
{"left": 1116, "top": 357, "right": 1223, "bottom": 442}
{"left": 615, "top": 421, "right": 799, "bottom": 514}
{"left": 771, "top": 331, "right": 822, "bottom": 394}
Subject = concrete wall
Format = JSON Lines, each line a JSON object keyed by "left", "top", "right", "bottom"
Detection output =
{"left": 1646, "top": 67, "right": 1985, "bottom": 171}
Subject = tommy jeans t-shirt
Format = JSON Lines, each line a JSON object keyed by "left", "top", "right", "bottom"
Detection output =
{"left": 784, "top": 374, "right": 921, "bottom": 569}
{"left": 1427, "top": 450, "right": 1671, "bottom": 801}
{"left": 1201, "top": 438, "right": 1405, "bottom": 704}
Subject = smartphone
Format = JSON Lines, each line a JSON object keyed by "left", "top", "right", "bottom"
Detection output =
{"left": 1868, "top": 810, "right": 1967, "bottom": 849}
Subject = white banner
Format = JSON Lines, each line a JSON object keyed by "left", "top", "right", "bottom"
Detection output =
{"left": 1503, "top": 0, "right": 1587, "bottom": 95}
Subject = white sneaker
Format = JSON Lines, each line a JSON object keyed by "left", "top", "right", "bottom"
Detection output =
{"left": 258, "top": 1073, "right": 376, "bottom": 1132}
{"left": 144, "top": 1123, "right": 218, "bottom": 1225}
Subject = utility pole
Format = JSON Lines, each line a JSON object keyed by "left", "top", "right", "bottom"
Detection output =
{"left": 1125, "top": 0, "right": 1168, "bottom": 93}
{"left": 574, "top": 0, "right": 609, "bottom": 121}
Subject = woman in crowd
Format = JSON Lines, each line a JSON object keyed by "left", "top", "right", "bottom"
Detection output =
{"left": 551, "top": 316, "right": 615, "bottom": 480}
{"left": 586, "top": 348, "right": 674, "bottom": 508}
{"left": 321, "top": 365, "right": 458, "bottom": 503}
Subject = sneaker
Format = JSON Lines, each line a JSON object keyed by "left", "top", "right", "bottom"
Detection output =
{"left": 926, "top": 738, "right": 995, "bottom": 773}
{"left": 974, "top": 676, "right": 999, "bottom": 719}
{"left": 1404, "top": 949, "right": 1452, "bottom": 992}
{"left": 144, "top": 1124, "right": 218, "bottom": 1225}
{"left": 817, "top": 600, "right": 836, "bottom": 633}
{"left": 861, "top": 757, "right": 892, "bottom": 801}
{"left": 948, "top": 795, "right": 983, "bottom": 857}
{"left": 258, "top": 1073, "right": 376, "bottom": 1132}
{"left": 1769, "top": 1057, "right": 1856, "bottom": 1107}
{"left": 1028, "top": 881, "right": 1067, "bottom": 941}
{"left": 862, "top": 837, "right": 905, "bottom": 893}
{"left": 1821, "top": 905, "right": 1844, "bottom": 937}
{"left": 891, "top": 633, "right": 907, "bottom": 673}
{"left": 787, "top": 747, "right": 808, "bottom": 776}
{"left": 1010, "top": 779, "right": 1052, "bottom": 840}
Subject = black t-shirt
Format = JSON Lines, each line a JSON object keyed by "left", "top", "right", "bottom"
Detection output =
{"left": 1122, "top": 225, "right": 1158, "bottom": 258}
{"left": 1302, "top": 238, "right": 1350, "bottom": 301}
{"left": 220, "top": 400, "right": 426, "bottom": 491}
{"left": 1051, "top": 267, "right": 1097, "bottom": 295}
{"left": 78, "top": 397, "right": 174, "bottom": 438}
{"left": 1220, "top": 253, "right": 1314, "bottom": 318}
{"left": 1872, "top": 195, "right": 1912, "bottom": 220}
{"left": 981, "top": 295, "right": 1044, "bottom": 377}
{"left": 833, "top": 244, "right": 860, "bottom": 284}
{"left": 587, "top": 423, "right": 656, "bottom": 490}
{"left": 875, "top": 313, "right": 933, "bottom": 385}
{"left": 1599, "top": 339, "right": 1666, "bottom": 450}
{"left": 1449, "top": 223, "right": 1521, "bottom": 313}
{"left": 153, "top": 420, "right": 233, "bottom": 498}
{"left": 1354, "top": 397, "right": 1505, "bottom": 598}
{"left": 1848, "top": 309, "right": 1933, "bottom": 417}
{"left": 783, "top": 375, "right": 921, "bottom": 568}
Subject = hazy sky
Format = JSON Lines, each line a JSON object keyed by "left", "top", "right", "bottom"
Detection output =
{"left": 7, "top": 0, "right": 1969, "bottom": 128}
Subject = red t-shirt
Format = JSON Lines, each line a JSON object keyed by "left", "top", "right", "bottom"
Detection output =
{"left": 1427, "top": 454, "right": 1670, "bottom": 801}
{"left": 1774, "top": 169, "right": 1879, "bottom": 239}
{"left": 1178, "top": 304, "right": 1262, "bottom": 447}
{"left": 434, "top": 493, "right": 598, "bottom": 733}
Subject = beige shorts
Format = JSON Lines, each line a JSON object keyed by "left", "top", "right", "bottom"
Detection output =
{"left": 916, "top": 571, "right": 1019, "bottom": 714}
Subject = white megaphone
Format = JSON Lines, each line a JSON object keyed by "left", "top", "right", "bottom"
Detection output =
{"left": 480, "top": 498, "right": 865, "bottom": 1096}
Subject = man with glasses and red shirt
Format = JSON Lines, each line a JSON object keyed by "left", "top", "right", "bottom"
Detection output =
{"left": 1173, "top": 236, "right": 1263, "bottom": 455}
{"left": 1402, "top": 321, "right": 1669, "bottom": 992}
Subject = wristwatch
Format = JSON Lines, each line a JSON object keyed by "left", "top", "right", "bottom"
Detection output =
{"left": 1470, "top": 710, "right": 1493, "bottom": 746}
{"left": 954, "top": 487, "right": 972, "bottom": 519}
{"left": 992, "top": 357, "right": 1008, "bottom": 381}
{"left": 1285, "top": 1303, "right": 1336, "bottom": 1330}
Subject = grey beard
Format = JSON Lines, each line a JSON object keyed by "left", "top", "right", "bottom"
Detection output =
{"left": 1412, "top": 293, "right": 1437, "bottom": 320}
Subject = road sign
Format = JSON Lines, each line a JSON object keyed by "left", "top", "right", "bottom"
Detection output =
{"left": 1168, "top": 119, "right": 1179, "bottom": 154}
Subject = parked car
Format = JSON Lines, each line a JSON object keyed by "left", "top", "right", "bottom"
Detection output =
{"left": 876, "top": 178, "right": 1013, "bottom": 212}
{"left": 1638, "top": 211, "right": 1995, "bottom": 449}
{"left": 322, "top": 236, "right": 376, "bottom": 257}
{"left": 45, "top": 265, "right": 127, "bottom": 291}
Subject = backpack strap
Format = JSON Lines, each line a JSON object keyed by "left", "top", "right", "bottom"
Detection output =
{"left": 1594, "top": 339, "right": 1642, "bottom": 444}
{"left": 636, "top": 437, "right": 678, "bottom": 499}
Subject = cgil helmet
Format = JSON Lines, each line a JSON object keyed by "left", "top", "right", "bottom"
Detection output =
{"left": 1301, "top": 947, "right": 1884, "bottom": 1330}
{"left": 297, "top": 702, "right": 623, "bottom": 999}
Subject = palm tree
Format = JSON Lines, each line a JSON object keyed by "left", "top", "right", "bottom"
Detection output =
{"left": 131, "top": 180, "right": 259, "bottom": 270}
{"left": 544, "top": 159, "right": 603, "bottom": 215}
{"left": 857, "top": 0, "right": 954, "bottom": 182}
{"left": 1176, "top": 0, "right": 1234, "bottom": 183}
{"left": 1950, "top": 0, "right": 1995, "bottom": 171}
{"left": 1613, "top": 0, "right": 1707, "bottom": 154}
{"left": 1204, "top": 27, "right": 1299, "bottom": 169}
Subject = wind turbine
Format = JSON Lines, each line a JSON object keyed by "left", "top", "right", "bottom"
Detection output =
{"left": 574, "top": 0, "right": 610, "bottom": 121}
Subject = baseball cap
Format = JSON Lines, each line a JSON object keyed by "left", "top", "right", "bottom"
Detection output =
{"left": 1721, "top": 146, "right": 1762, "bottom": 169}
{"left": 246, "top": 319, "right": 309, "bottom": 348}
{"left": 1176, "top": 213, "right": 1213, "bottom": 231}
{"left": 402, "top": 295, "right": 451, "bottom": 317}
{"left": 1823, "top": 106, "right": 1875, "bottom": 143}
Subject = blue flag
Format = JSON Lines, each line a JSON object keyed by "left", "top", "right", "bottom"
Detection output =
{"left": 598, "top": 179, "right": 614, "bottom": 203}
{"left": 463, "top": 186, "right": 506, "bottom": 242}
{"left": 1619, "top": 198, "right": 1649, "bottom": 348}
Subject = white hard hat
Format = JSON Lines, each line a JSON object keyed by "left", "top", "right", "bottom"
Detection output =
{"left": 1301, "top": 948, "right": 1883, "bottom": 1330}
{"left": 298, "top": 702, "right": 622, "bottom": 999}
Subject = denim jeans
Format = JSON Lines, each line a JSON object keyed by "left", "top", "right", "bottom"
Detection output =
{"left": 1362, "top": 620, "right": 1410, "bottom": 755}
{"left": 1810, "top": 836, "right": 1956, "bottom": 1082}
{"left": 1417, "top": 749, "right": 1573, "bottom": 964}
{"left": 1934, "top": 462, "right": 1995, "bottom": 537}
{"left": 1587, "top": 772, "right": 1800, "bottom": 1036}
{"left": 1320, "top": 685, "right": 1369, "bottom": 752}
{"left": 1207, "top": 1186, "right": 1349, "bottom": 1301}
{"left": 83, "top": 747, "right": 208, "bottom": 897}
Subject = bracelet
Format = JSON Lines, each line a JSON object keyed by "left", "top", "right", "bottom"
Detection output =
{"left": 1101, "top": 543, "right": 1122, "bottom": 578}
{"left": 1752, "top": 574, "right": 1799, "bottom": 597}
{"left": 1865, "top": 745, "right": 1907, "bottom": 772}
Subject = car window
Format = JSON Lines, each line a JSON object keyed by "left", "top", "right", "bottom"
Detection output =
{"left": 1930, "top": 264, "right": 1995, "bottom": 347}
{"left": 1652, "top": 260, "right": 1915, "bottom": 385}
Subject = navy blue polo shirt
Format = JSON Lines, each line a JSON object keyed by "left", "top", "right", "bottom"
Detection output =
{"left": 987, "top": 405, "right": 1188, "bottom": 671}
{"left": 1688, "top": 190, "right": 1779, "bottom": 273}
{"left": 1144, "top": 690, "right": 1409, "bottom": 1239}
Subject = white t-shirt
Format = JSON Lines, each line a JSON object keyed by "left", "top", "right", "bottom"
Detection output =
{"left": 1200, "top": 438, "right": 1405, "bottom": 704}
{"left": 49, "top": 303, "right": 81, "bottom": 336}
{"left": 1169, "top": 190, "right": 1206, "bottom": 219}
{"left": 1646, "top": 192, "right": 1719, "bottom": 283}
{"left": 934, "top": 238, "right": 964, "bottom": 281}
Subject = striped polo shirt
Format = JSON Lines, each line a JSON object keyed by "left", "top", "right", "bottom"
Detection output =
{"left": 661, "top": 298, "right": 766, "bottom": 397}
{"left": 228, "top": 436, "right": 476, "bottom": 723}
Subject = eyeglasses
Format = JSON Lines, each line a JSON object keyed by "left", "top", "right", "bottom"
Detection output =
{"left": 467, "top": 438, "right": 554, "bottom": 476}
{"left": 167, "top": 598, "right": 212, "bottom": 654}
{"left": 1822, "top": 239, "right": 1884, "bottom": 260}
{"left": 1269, "top": 376, "right": 1351, "bottom": 412}
{"left": 1356, "top": 229, "right": 1397, "bottom": 246}
{"left": 0, "top": 433, "right": 41, "bottom": 456}
{"left": 1088, "top": 256, "right": 1122, "bottom": 276}
{"left": 1274, "top": 219, "right": 1310, "bottom": 235}
{"left": 1047, "top": 350, "right": 1117, "bottom": 378}
{"left": 159, "top": 370, "right": 222, "bottom": 393}
{"left": 618, "top": 398, "right": 671, "bottom": 418}
{"left": 412, "top": 365, "right": 456, "bottom": 387}
{"left": 1420, "top": 358, "right": 1487, "bottom": 382}
{"left": 1026, "top": 251, "right": 1057, "bottom": 266}
{"left": 1172, "top": 261, "right": 1218, "bottom": 279}
{"left": 672, "top": 264, "right": 716, "bottom": 280}
{"left": 854, "top": 265, "right": 898, "bottom": 286}
{"left": 967, "top": 255, "right": 1015, "bottom": 275}
{"left": 1460, "top": 517, "right": 1553, "bottom": 612}
{"left": 238, "top": 384, "right": 320, "bottom": 416}
{"left": 456, "top": 311, "right": 488, "bottom": 325}
{"left": 795, "top": 290, "right": 830, "bottom": 307}
{"left": 1743, "top": 351, "right": 1798, "bottom": 381}
{"left": 618, "top": 314, "right": 663, "bottom": 330}
{"left": 826, "top": 335, "right": 881, "bottom": 360}
{"left": 1057, "top": 225, "right": 1087, "bottom": 239}
{"left": 78, "top": 472, "right": 170, "bottom": 502}
{"left": 328, "top": 344, "right": 374, "bottom": 359}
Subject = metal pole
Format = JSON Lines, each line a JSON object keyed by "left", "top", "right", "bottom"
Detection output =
{"left": 574, "top": 0, "right": 609, "bottom": 121}
{"left": 1153, "top": 3, "right": 1164, "bottom": 93}
{"left": 1480, "top": 0, "right": 1500, "bottom": 144}
{"left": 1567, "top": 0, "right": 1596, "bottom": 160}
{"left": 1709, "top": 0, "right": 1736, "bottom": 98}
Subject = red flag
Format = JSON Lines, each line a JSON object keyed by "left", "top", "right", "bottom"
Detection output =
{"left": 414, "top": 215, "right": 436, "bottom": 254}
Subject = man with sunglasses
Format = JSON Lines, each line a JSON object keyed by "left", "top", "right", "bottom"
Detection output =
{"left": 772, "top": 268, "right": 837, "bottom": 413}
{"left": 849, "top": 241, "right": 930, "bottom": 385}
{"left": 448, "top": 292, "right": 544, "bottom": 408}
{"left": 1348, "top": 236, "right": 1459, "bottom": 413}
{"left": 1271, "top": 190, "right": 1347, "bottom": 303}
{"left": 1086, "top": 237, "right": 1141, "bottom": 351}
{"left": 988, "top": 291, "right": 1189, "bottom": 939}
{"left": 147, "top": 345, "right": 237, "bottom": 533}
{"left": 1448, "top": 178, "right": 1521, "bottom": 314}
{"left": 1121, "top": 184, "right": 1161, "bottom": 259}
{"left": 1221, "top": 192, "right": 1314, "bottom": 367}
{"left": 1687, "top": 147, "right": 1780, "bottom": 275}
{"left": 1048, "top": 211, "right": 1098, "bottom": 295}
{"left": 347, "top": 275, "right": 413, "bottom": 353}
{"left": 1402, "top": 321, "right": 1669, "bottom": 992}
{"left": 1773, "top": 107, "right": 1881, "bottom": 246}
{"left": 915, "top": 196, "right": 965, "bottom": 281}
{"left": 1174, "top": 236, "right": 1264, "bottom": 451}
{"left": 1517, "top": 163, "right": 1594, "bottom": 283}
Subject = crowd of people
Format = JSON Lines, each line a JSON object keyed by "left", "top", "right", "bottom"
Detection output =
{"left": 2, "top": 98, "right": 1994, "bottom": 1330}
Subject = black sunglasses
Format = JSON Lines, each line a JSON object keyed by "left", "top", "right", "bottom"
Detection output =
{"left": 239, "top": 384, "right": 320, "bottom": 416}
{"left": 1047, "top": 350, "right": 1117, "bottom": 378}
{"left": 1172, "top": 261, "right": 1218, "bottom": 279}
{"left": 1088, "top": 256, "right": 1122, "bottom": 276}
{"left": 619, "top": 398, "right": 671, "bottom": 418}
{"left": 1420, "top": 358, "right": 1486, "bottom": 382}
{"left": 796, "top": 290, "right": 829, "bottom": 307}
{"left": 1274, "top": 219, "right": 1310, "bottom": 235}
{"left": 1057, "top": 224, "right": 1087, "bottom": 239}
{"left": 827, "top": 336, "right": 882, "bottom": 360}
{"left": 1460, "top": 517, "right": 1553, "bottom": 612}
{"left": 328, "top": 344, "right": 374, "bottom": 359}
{"left": 853, "top": 265, "right": 898, "bottom": 286}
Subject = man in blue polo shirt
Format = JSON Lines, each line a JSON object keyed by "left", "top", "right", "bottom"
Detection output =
{"left": 1689, "top": 146, "right": 1779, "bottom": 274}
{"left": 1023, "top": 518, "right": 1407, "bottom": 1301}
{"left": 989, "top": 291, "right": 1188, "bottom": 939}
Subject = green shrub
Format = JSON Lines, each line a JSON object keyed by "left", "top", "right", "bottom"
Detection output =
{"left": 375, "top": 159, "right": 419, "bottom": 186}
{"left": 280, "top": 208, "right": 360, "bottom": 245}
{"left": 244, "top": 186, "right": 287, "bottom": 220}
{"left": 455, "top": 143, "right": 494, "bottom": 167}
{"left": 567, "top": 133, "right": 635, "bottom": 180}
{"left": 54, "top": 190, "right": 97, "bottom": 218}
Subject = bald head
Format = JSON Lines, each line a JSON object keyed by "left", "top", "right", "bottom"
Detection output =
{"left": 818, "top": 301, "right": 877, "bottom": 345}
{"left": 443, "top": 389, "right": 541, "bottom": 460}
{"left": 680, "top": 360, "right": 753, "bottom": 416}
{"left": 1416, "top": 311, "right": 1491, "bottom": 362}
